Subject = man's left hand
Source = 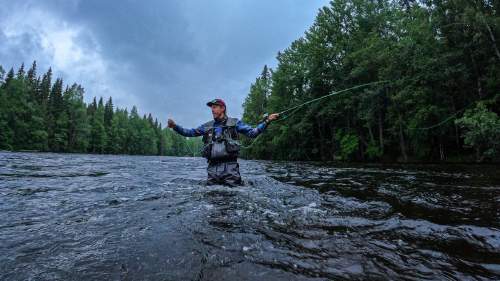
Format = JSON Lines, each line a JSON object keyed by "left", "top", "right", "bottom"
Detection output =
{"left": 267, "top": 113, "right": 279, "bottom": 123}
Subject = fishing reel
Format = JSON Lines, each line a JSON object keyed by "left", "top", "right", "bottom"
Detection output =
{"left": 260, "top": 113, "right": 269, "bottom": 123}
{"left": 260, "top": 112, "right": 282, "bottom": 124}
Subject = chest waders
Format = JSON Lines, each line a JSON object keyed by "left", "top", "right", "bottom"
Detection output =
{"left": 201, "top": 117, "right": 243, "bottom": 186}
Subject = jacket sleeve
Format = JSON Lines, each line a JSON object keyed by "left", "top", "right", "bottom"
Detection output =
{"left": 173, "top": 124, "right": 205, "bottom": 137}
{"left": 235, "top": 119, "right": 268, "bottom": 138}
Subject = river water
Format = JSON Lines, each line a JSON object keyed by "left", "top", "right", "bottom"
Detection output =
{"left": 0, "top": 152, "right": 499, "bottom": 280}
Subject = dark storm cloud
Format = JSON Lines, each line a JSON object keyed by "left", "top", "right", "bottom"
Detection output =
{"left": 0, "top": 0, "right": 329, "bottom": 127}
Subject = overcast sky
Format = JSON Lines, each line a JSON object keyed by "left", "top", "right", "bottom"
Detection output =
{"left": 0, "top": 0, "right": 329, "bottom": 127}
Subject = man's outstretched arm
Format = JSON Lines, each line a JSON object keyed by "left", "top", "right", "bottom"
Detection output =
{"left": 168, "top": 118, "right": 204, "bottom": 137}
{"left": 236, "top": 113, "right": 279, "bottom": 138}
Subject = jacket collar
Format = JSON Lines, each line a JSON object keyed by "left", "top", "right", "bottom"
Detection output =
{"left": 214, "top": 115, "right": 228, "bottom": 124}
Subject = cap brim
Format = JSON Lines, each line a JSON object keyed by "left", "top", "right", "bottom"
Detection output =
{"left": 207, "top": 102, "right": 225, "bottom": 107}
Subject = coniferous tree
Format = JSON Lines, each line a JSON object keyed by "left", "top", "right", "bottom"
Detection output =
{"left": 0, "top": 66, "right": 5, "bottom": 84}
{"left": 127, "top": 106, "right": 141, "bottom": 154}
{"left": 64, "top": 84, "right": 89, "bottom": 152}
{"left": 240, "top": 0, "right": 499, "bottom": 162}
{"left": 39, "top": 67, "right": 52, "bottom": 106}
{"left": 27, "top": 61, "right": 37, "bottom": 84}
{"left": 47, "top": 78, "right": 65, "bottom": 151}
{"left": 0, "top": 63, "right": 196, "bottom": 156}
{"left": 4, "top": 68, "right": 14, "bottom": 87}
{"left": 104, "top": 97, "right": 114, "bottom": 128}
{"left": 16, "top": 63, "right": 25, "bottom": 80}
{"left": 3, "top": 0, "right": 496, "bottom": 161}
{"left": 90, "top": 97, "right": 106, "bottom": 153}
{"left": 0, "top": 70, "right": 14, "bottom": 149}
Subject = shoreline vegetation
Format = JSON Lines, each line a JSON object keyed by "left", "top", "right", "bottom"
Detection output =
{"left": 240, "top": 0, "right": 499, "bottom": 163}
{"left": 0, "top": 63, "right": 203, "bottom": 157}
{"left": 1, "top": 0, "right": 499, "bottom": 163}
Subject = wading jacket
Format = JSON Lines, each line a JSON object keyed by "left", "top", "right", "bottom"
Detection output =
{"left": 173, "top": 116, "right": 267, "bottom": 161}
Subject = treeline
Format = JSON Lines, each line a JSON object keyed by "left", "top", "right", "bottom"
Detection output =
{"left": 0, "top": 62, "right": 202, "bottom": 156}
{"left": 242, "top": 0, "right": 500, "bottom": 162}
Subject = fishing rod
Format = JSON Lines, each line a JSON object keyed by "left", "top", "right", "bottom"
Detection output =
{"left": 406, "top": 100, "right": 482, "bottom": 131}
{"left": 241, "top": 80, "right": 390, "bottom": 149}
{"left": 277, "top": 80, "right": 390, "bottom": 117}
{"left": 242, "top": 79, "right": 476, "bottom": 149}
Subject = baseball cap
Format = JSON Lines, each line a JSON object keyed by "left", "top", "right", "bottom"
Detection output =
{"left": 206, "top": 98, "right": 226, "bottom": 108}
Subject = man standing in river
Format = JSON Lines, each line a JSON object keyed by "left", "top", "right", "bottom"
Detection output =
{"left": 167, "top": 98, "right": 279, "bottom": 186}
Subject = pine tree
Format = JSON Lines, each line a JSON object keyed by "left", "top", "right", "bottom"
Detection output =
{"left": 27, "top": 61, "right": 37, "bottom": 83}
{"left": 39, "top": 67, "right": 52, "bottom": 105}
{"left": 0, "top": 65, "right": 5, "bottom": 84}
{"left": 114, "top": 108, "right": 130, "bottom": 154}
{"left": 53, "top": 111, "right": 69, "bottom": 152}
{"left": 0, "top": 72, "right": 13, "bottom": 149}
{"left": 47, "top": 78, "right": 65, "bottom": 150}
{"left": 90, "top": 99, "right": 106, "bottom": 153}
{"left": 63, "top": 84, "right": 85, "bottom": 152}
{"left": 104, "top": 97, "right": 113, "bottom": 129}
{"left": 4, "top": 68, "right": 14, "bottom": 87}
{"left": 87, "top": 97, "right": 97, "bottom": 117}
{"left": 26, "top": 61, "right": 38, "bottom": 101}
{"left": 16, "top": 63, "right": 25, "bottom": 80}
{"left": 127, "top": 106, "right": 141, "bottom": 154}
{"left": 0, "top": 62, "right": 193, "bottom": 156}
{"left": 147, "top": 113, "right": 154, "bottom": 127}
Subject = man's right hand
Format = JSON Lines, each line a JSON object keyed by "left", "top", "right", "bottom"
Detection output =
{"left": 167, "top": 118, "right": 176, "bottom": 128}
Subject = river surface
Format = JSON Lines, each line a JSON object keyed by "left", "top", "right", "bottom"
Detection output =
{"left": 0, "top": 152, "right": 499, "bottom": 280}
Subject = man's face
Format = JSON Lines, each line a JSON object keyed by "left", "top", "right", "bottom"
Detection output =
{"left": 211, "top": 104, "right": 225, "bottom": 119}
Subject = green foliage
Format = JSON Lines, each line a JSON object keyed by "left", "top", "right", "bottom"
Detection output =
{"left": 64, "top": 84, "right": 89, "bottom": 152}
{"left": 455, "top": 103, "right": 500, "bottom": 161}
{"left": 0, "top": 62, "right": 195, "bottom": 156}
{"left": 365, "top": 141, "right": 382, "bottom": 160}
{"left": 241, "top": 0, "right": 499, "bottom": 162}
{"left": 89, "top": 97, "right": 106, "bottom": 153}
{"left": 336, "top": 130, "right": 359, "bottom": 161}
{"left": 242, "top": 65, "right": 271, "bottom": 124}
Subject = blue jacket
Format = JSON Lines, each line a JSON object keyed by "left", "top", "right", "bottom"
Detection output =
{"left": 173, "top": 117, "right": 267, "bottom": 138}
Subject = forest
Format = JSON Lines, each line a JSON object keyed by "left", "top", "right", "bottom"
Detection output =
{"left": 241, "top": 0, "right": 499, "bottom": 162}
{"left": 1, "top": 0, "right": 499, "bottom": 162}
{"left": 0, "top": 62, "right": 202, "bottom": 156}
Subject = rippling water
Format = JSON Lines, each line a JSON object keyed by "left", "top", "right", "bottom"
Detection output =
{"left": 0, "top": 152, "right": 499, "bottom": 280}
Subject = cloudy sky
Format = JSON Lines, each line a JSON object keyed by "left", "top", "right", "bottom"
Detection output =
{"left": 0, "top": 0, "right": 329, "bottom": 127}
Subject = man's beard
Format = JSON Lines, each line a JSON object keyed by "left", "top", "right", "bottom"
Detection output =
{"left": 213, "top": 113, "right": 225, "bottom": 120}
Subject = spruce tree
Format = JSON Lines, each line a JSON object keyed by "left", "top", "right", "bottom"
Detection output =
{"left": 104, "top": 97, "right": 113, "bottom": 129}
{"left": 47, "top": 78, "right": 64, "bottom": 150}
{"left": 4, "top": 68, "right": 14, "bottom": 87}
{"left": 0, "top": 65, "right": 5, "bottom": 84}
{"left": 27, "top": 61, "right": 37, "bottom": 83}
{"left": 39, "top": 67, "right": 52, "bottom": 106}
{"left": 16, "top": 63, "right": 25, "bottom": 80}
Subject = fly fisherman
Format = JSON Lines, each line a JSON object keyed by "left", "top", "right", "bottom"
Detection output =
{"left": 167, "top": 98, "right": 279, "bottom": 186}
